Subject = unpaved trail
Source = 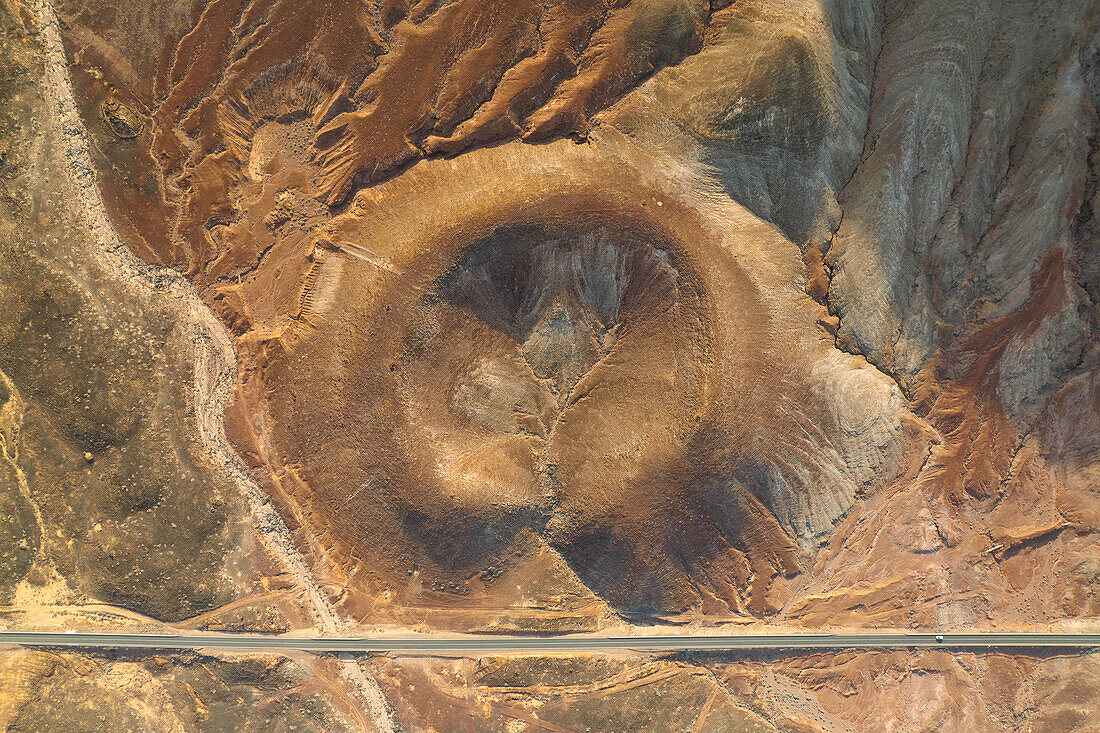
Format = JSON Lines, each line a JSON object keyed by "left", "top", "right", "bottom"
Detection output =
{"left": 33, "top": 1, "right": 395, "bottom": 728}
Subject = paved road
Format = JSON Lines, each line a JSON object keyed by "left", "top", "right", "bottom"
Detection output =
{"left": 2, "top": 631, "right": 1098, "bottom": 653}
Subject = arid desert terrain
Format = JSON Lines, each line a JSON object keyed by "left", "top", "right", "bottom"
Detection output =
{"left": 1, "top": 0, "right": 1099, "bottom": 730}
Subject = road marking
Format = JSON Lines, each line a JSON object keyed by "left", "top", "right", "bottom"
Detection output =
{"left": 2, "top": 631, "right": 1098, "bottom": 653}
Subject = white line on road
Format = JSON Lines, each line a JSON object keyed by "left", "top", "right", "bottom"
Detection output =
{"left": 3, "top": 631, "right": 1099, "bottom": 653}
